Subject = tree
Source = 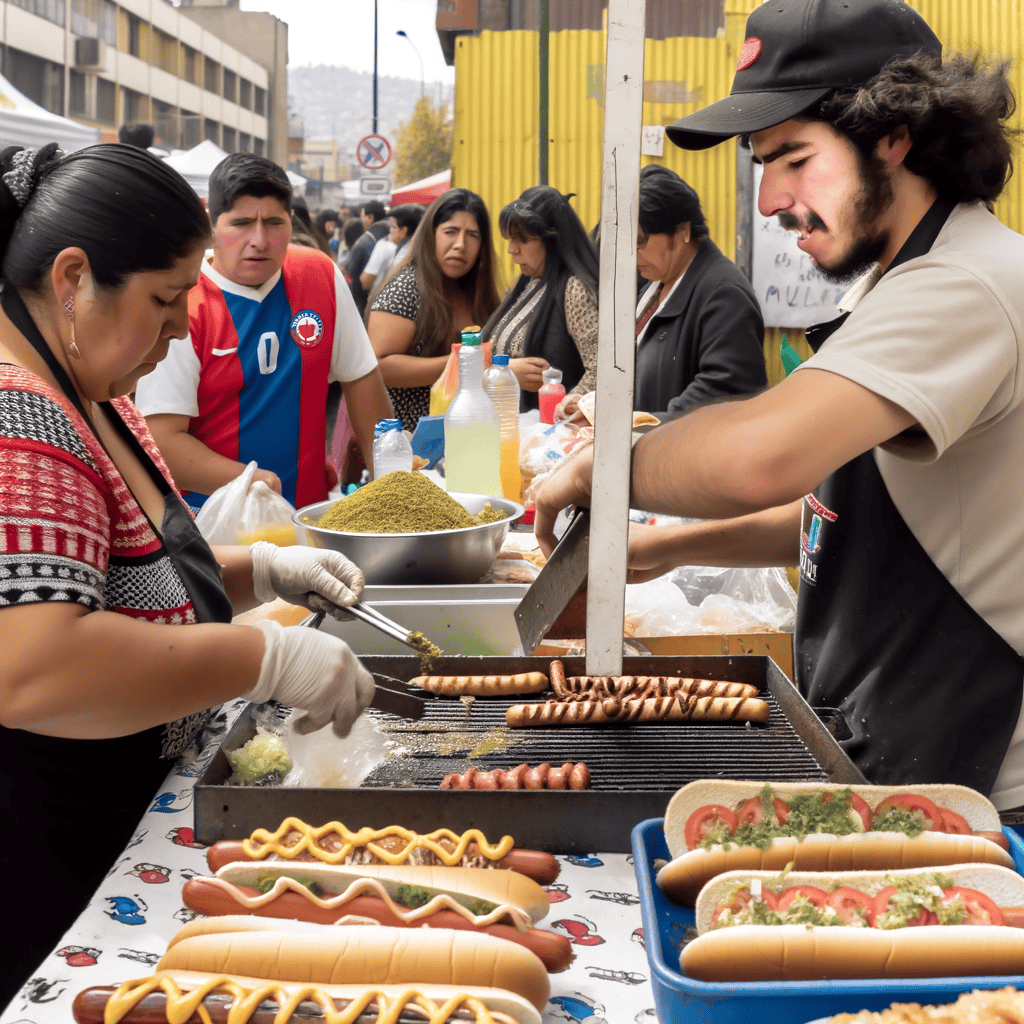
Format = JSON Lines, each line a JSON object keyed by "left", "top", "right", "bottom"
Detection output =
{"left": 392, "top": 96, "right": 453, "bottom": 188}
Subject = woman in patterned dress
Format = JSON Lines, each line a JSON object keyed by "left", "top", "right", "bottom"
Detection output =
{"left": 367, "top": 188, "right": 501, "bottom": 432}
{"left": 481, "top": 185, "right": 600, "bottom": 411}
{"left": 0, "top": 143, "right": 376, "bottom": 1003}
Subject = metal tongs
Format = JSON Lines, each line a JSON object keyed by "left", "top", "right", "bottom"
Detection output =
{"left": 306, "top": 605, "right": 429, "bottom": 720}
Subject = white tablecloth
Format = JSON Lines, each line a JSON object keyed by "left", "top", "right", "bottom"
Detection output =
{"left": 1, "top": 702, "right": 656, "bottom": 1024}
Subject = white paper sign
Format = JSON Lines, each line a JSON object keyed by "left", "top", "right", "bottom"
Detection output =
{"left": 750, "top": 162, "right": 849, "bottom": 328}
{"left": 640, "top": 124, "right": 665, "bottom": 156}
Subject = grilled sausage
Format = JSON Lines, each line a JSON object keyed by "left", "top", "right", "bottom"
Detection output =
{"left": 410, "top": 673, "right": 549, "bottom": 696}
{"left": 440, "top": 762, "right": 591, "bottom": 791}
{"left": 506, "top": 695, "right": 771, "bottom": 726}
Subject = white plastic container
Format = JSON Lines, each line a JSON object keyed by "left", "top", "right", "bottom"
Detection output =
{"left": 482, "top": 353, "right": 522, "bottom": 501}
{"left": 371, "top": 418, "right": 413, "bottom": 478}
{"left": 443, "top": 328, "right": 502, "bottom": 495}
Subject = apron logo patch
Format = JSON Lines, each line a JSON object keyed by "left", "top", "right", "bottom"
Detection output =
{"left": 800, "top": 495, "right": 836, "bottom": 586}
{"left": 290, "top": 310, "right": 324, "bottom": 347}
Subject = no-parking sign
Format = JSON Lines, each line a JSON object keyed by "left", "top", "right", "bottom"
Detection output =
{"left": 356, "top": 134, "right": 392, "bottom": 170}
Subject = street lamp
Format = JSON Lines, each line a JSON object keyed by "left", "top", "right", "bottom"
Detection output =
{"left": 396, "top": 30, "right": 425, "bottom": 98}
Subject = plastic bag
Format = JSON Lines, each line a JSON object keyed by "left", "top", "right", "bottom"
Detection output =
{"left": 429, "top": 341, "right": 493, "bottom": 416}
{"left": 194, "top": 461, "right": 300, "bottom": 546}
{"left": 519, "top": 420, "right": 594, "bottom": 505}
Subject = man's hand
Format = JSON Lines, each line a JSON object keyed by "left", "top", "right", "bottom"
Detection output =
{"left": 534, "top": 441, "right": 596, "bottom": 558}
{"left": 625, "top": 522, "right": 680, "bottom": 584}
{"left": 251, "top": 468, "right": 282, "bottom": 494}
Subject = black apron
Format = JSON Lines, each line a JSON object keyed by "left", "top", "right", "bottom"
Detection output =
{"left": 0, "top": 283, "right": 232, "bottom": 1002}
{"left": 796, "top": 201, "right": 1024, "bottom": 796}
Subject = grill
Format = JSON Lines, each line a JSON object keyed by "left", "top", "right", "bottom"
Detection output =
{"left": 195, "top": 655, "right": 866, "bottom": 853}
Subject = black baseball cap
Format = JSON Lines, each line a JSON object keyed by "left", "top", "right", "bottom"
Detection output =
{"left": 666, "top": 0, "right": 942, "bottom": 151}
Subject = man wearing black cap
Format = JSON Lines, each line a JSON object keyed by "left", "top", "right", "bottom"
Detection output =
{"left": 535, "top": 0, "right": 1024, "bottom": 807}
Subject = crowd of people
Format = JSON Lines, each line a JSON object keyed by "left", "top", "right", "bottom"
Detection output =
{"left": 1, "top": 0, "right": 1022, "bottom": 1006}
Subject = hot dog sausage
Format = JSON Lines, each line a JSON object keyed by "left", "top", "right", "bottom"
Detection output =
{"left": 552, "top": 675, "right": 760, "bottom": 702}
{"left": 410, "top": 673, "right": 549, "bottom": 696}
{"left": 440, "top": 762, "right": 591, "bottom": 791}
{"left": 506, "top": 695, "right": 771, "bottom": 726}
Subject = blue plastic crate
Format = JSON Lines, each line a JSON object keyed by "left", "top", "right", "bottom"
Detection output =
{"left": 632, "top": 817, "right": 1024, "bottom": 1024}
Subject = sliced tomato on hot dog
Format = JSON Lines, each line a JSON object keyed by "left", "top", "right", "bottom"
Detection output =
{"left": 821, "top": 790, "right": 873, "bottom": 832}
{"left": 937, "top": 807, "right": 972, "bottom": 835}
{"left": 736, "top": 795, "right": 790, "bottom": 828}
{"left": 873, "top": 793, "right": 941, "bottom": 831}
{"left": 826, "top": 886, "right": 875, "bottom": 925}
{"left": 684, "top": 805, "right": 738, "bottom": 850}
{"left": 942, "top": 886, "right": 1004, "bottom": 926}
{"left": 777, "top": 885, "right": 830, "bottom": 912}
{"left": 711, "top": 883, "right": 778, "bottom": 927}
{"left": 871, "top": 885, "right": 937, "bottom": 928}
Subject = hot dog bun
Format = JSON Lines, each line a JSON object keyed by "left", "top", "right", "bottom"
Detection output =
{"left": 72, "top": 971, "right": 541, "bottom": 1024}
{"left": 209, "top": 860, "right": 550, "bottom": 924}
{"left": 683, "top": 863, "right": 1024, "bottom": 982}
{"left": 157, "top": 918, "right": 550, "bottom": 1013}
{"left": 658, "top": 780, "right": 1013, "bottom": 905}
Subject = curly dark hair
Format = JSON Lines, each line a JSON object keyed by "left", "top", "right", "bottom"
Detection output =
{"left": 803, "top": 53, "right": 1019, "bottom": 206}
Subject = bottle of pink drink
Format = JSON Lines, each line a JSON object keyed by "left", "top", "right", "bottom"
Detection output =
{"left": 538, "top": 367, "right": 566, "bottom": 425}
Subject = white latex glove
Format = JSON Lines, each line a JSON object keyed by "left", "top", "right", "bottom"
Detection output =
{"left": 243, "top": 620, "right": 376, "bottom": 736}
{"left": 251, "top": 541, "right": 365, "bottom": 619}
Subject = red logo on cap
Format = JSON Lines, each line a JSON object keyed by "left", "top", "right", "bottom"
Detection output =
{"left": 737, "top": 36, "right": 762, "bottom": 71}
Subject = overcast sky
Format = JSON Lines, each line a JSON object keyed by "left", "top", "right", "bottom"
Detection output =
{"left": 239, "top": 0, "right": 456, "bottom": 86}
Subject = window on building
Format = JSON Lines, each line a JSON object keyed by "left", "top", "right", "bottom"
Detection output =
{"left": 239, "top": 78, "right": 251, "bottom": 110}
{"left": 127, "top": 13, "right": 143, "bottom": 59}
{"left": 4, "top": 47, "right": 64, "bottom": 115}
{"left": 96, "top": 77, "right": 116, "bottom": 124}
{"left": 254, "top": 137, "right": 265, "bottom": 157}
{"left": 204, "top": 58, "right": 220, "bottom": 95}
{"left": 152, "top": 29, "right": 178, "bottom": 75}
{"left": 152, "top": 98, "right": 177, "bottom": 149}
{"left": 122, "top": 86, "right": 145, "bottom": 124}
{"left": 222, "top": 68, "right": 237, "bottom": 104}
{"left": 204, "top": 118, "right": 219, "bottom": 145}
{"left": 69, "top": 70, "right": 87, "bottom": 117}
{"left": 238, "top": 132, "right": 251, "bottom": 152}
{"left": 254, "top": 86, "right": 266, "bottom": 117}
{"left": 181, "top": 110, "right": 201, "bottom": 149}
{"left": 100, "top": 0, "right": 115, "bottom": 45}
{"left": 8, "top": 0, "right": 66, "bottom": 28}
{"left": 222, "top": 126, "right": 237, "bottom": 153}
{"left": 70, "top": 0, "right": 113, "bottom": 43}
{"left": 183, "top": 45, "right": 199, "bottom": 86}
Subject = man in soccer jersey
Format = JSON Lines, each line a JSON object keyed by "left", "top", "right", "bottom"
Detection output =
{"left": 136, "top": 153, "right": 393, "bottom": 510}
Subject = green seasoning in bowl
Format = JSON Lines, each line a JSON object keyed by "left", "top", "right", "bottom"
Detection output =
{"left": 317, "top": 472, "right": 507, "bottom": 534}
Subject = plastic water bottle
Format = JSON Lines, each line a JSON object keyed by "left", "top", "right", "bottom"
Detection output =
{"left": 538, "top": 366, "right": 566, "bottom": 424}
{"left": 443, "top": 327, "right": 502, "bottom": 496}
{"left": 371, "top": 418, "right": 414, "bottom": 478}
{"left": 483, "top": 353, "right": 522, "bottom": 501}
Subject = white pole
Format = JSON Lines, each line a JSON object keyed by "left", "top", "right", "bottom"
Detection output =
{"left": 586, "top": 0, "right": 646, "bottom": 676}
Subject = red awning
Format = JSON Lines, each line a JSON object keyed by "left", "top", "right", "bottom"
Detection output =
{"left": 391, "top": 169, "right": 451, "bottom": 206}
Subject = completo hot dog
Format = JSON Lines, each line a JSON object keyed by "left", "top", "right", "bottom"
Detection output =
{"left": 657, "top": 780, "right": 1015, "bottom": 905}
{"left": 409, "top": 673, "right": 549, "bottom": 696}
{"left": 506, "top": 695, "right": 770, "bottom": 726}
{"left": 205, "top": 819, "right": 560, "bottom": 885}
{"left": 74, "top": 976, "right": 540, "bottom": 1024}
{"left": 440, "top": 762, "right": 590, "bottom": 791}
{"left": 682, "top": 863, "right": 1024, "bottom": 982}
{"left": 156, "top": 916, "right": 550, "bottom": 1013}
{"left": 181, "top": 861, "right": 573, "bottom": 973}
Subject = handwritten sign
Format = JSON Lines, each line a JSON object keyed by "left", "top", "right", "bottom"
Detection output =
{"left": 750, "top": 163, "right": 848, "bottom": 329}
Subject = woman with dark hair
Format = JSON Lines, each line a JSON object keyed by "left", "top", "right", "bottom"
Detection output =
{"left": 0, "top": 143, "right": 375, "bottom": 1002}
{"left": 632, "top": 167, "right": 766, "bottom": 416}
{"left": 482, "top": 185, "right": 600, "bottom": 408}
{"left": 367, "top": 187, "right": 501, "bottom": 431}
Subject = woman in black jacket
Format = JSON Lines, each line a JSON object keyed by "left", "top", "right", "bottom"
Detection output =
{"left": 631, "top": 167, "right": 767, "bottom": 417}
{"left": 482, "top": 186, "right": 600, "bottom": 411}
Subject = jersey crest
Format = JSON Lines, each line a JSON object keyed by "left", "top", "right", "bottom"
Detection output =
{"left": 290, "top": 309, "right": 324, "bottom": 347}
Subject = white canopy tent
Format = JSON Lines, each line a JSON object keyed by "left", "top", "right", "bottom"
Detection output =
{"left": 0, "top": 72, "right": 98, "bottom": 152}
{"left": 162, "top": 139, "right": 228, "bottom": 199}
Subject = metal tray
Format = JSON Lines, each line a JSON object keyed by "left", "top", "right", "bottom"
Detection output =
{"left": 194, "top": 655, "right": 866, "bottom": 853}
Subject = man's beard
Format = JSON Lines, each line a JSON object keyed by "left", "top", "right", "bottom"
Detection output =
{"left": 811, "top": 147, "right": 895, "bottom": 284}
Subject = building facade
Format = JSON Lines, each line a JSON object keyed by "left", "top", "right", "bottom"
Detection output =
{"left": 0, "top": 0, "right": 286, "bottom": 165}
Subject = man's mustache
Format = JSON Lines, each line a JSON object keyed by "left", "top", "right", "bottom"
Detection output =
{"left": 777, "top": 211, "right": 827, "bottom": 234}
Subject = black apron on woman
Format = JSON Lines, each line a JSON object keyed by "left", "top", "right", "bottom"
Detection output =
{"left": 0, "top": 283, "right": 232, "bottom": 1003}
{"left": 796, "top": 201, "right": 1024, "bottom": 796}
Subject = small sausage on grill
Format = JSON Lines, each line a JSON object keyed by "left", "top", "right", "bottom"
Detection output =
{"left": 440, "top": 761, "right": 591, "bottom": 791}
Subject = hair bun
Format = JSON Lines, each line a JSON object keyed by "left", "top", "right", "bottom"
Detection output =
{"left": 1, "top": 142, "right": 64, "bottom": 209}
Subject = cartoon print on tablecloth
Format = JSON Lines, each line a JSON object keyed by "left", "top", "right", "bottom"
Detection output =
{"left": 104, "top": 896, "right": 147, "bottom": 925}
{"left": 55, "top": 945, "right": 100, "bottom": 968}
{"left": 585, "top": 888, "right": 639, "bottom": 905}
{"left": 548, "top": 992, "right": 607, "bottom": 1024}
{"left": 173, "top": 904, "right": 200, "bottom": 926}
{"left": 546, "top": 882, "right": 571, "bottom": 903}
{"left": 634, "top": 1009, "right": 658, "bottom": 1022}
{"left": 167, "top": 825, "right": 204, "bottom": 848}
{"left": 551, "top": 915, "right": 605, "bottom": 946}
{"left": 150, "top": 787, "right": 193, "bottom": 813}
{"left": 631, "top": 926, "right": 644, "bottom": 949}
{"left": 565, "top": 854, "right": 603, "bottom": 868}
{"left": 19, "top": 976, "right": 68, "bottom": 1006}
{"left": 126, "top": 862, "right": 170, "bottom": 884}
{"left": 584, "top": 966, "right": 646, "bottom": 986}
{"left": 117, "top": 948, "right": 161, "bottom": 967}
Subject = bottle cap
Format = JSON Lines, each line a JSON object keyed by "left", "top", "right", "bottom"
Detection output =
{"left": 373, "top": 418, "right": 403, "bottom": 438}
{"left": 460, "top": 326, "right": 482, "bottom": 346}
{"left": 541, "top": 367, "right": 562, "bottom": 384}
{"left": 492, "top": 354, "right": 509, "bottom": 366}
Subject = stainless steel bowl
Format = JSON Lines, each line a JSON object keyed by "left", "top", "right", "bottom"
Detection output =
{"left": 293, "top": 492, "right": 525, "bottom": 585}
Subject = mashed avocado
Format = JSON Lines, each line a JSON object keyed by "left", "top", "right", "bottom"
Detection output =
{"left": 225, "top": 729, "right": 292, "bottom": 786}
